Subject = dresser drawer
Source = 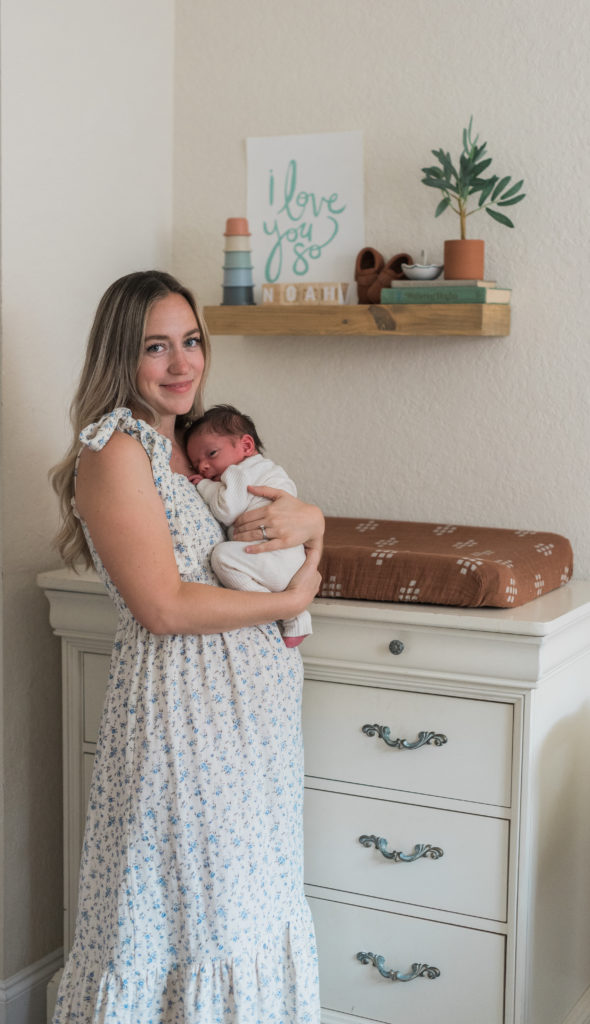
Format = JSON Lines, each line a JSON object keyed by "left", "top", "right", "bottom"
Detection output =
{"left": 303, "top": 679, "right": 513, "bottom": 806}
{"left": 305, "top": 605, "right": 541, "bottom": 682}
{"left": 304, "top": 788, "right": 508, "bottom": 921}
{"left": 309, "top": 896, "right": 505, "bottom": 1024}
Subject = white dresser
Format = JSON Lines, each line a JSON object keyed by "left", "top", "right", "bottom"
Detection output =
{"left": 39, "top": 568, "right": 590, "bottom": 1024}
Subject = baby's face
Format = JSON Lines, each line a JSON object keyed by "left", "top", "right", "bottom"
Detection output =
{"left": 187, "top": 431, "right": 245, "bottom": 481}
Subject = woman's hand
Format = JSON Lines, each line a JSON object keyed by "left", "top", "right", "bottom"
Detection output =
{"left": 232, "top": 487, "right": 325, "bottom": 554}
{"left": 284, "top": 546, "right": 322, "bottom": 615}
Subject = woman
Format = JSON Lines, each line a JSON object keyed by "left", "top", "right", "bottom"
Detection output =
{"left": 51, "top": 270, "right": 323, "bottom": 1023}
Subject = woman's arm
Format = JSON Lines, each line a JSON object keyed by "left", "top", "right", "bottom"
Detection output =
{"left": 75, "top": 433, "right": 321, "bottom": 636}
{"left": 232, "top": 486, "right": 325, "bottom": 555}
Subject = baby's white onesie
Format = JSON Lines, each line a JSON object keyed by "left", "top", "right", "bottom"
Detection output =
{"left": 197, "top": 454, "right": 312, "bottom": 638}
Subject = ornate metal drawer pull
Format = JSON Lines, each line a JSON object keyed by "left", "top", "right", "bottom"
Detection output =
{"left": 359, "top": 835, "right": 444, "bottom": 862}
{"left": 362, "top": 724, "right": 448, "bottom": 749}
{"left": 357, "top": 952, "right": 440, "bottom": 982}
{"left": 389, "top": 639, "right": 405, "bottom": 655}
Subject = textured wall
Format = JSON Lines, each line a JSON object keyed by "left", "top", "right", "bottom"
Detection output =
{"left": 0, "top": 0, "right": 174, "bottom": 977}
{"left": 2, "top": 0, "right": 588, "bottom": 985}
{"left": 174, "top": 0, "right": 590, "bottom": 574}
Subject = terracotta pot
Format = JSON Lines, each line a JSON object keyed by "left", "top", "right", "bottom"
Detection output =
{"left": 443, "top": 239, "right": 485, "bottom": 280}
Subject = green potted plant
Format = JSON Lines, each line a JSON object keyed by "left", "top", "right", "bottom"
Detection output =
{"left": 421, "top": 118, "right": 526, "bottom": 279}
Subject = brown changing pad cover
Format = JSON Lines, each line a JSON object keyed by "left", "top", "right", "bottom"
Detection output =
{"left": 318, "top": 518, "right": 573, "bottom": 608}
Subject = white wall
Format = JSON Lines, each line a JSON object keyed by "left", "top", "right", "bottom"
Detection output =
{"left": 0, "top": 0, "right": 174, "bottom": 977}
{"left": 174, "top": 0, "right": 590, "bottom": 573}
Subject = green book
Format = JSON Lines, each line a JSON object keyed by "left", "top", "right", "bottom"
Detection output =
{"left": 380, "top": 285, "right": 511, "bottom": 304}
{"left": 388, "top": 278, "right": 496, "bottom": 288}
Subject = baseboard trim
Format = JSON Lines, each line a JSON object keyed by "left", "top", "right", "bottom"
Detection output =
{"left": 0, "top": 949, "right": 63, "bottom": 1024}
{"left": 564, "top": 985, "right": 590, "bottom": 1024}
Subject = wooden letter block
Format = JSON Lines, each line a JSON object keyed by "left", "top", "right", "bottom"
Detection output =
{"left": 301, "top": 284, "right": 320, "bottom": 304}
{"left": 261, "top": 281, "right": 349, "bottom": 304}
{"left": 320, "top": 283, "right": 345, "bottom": 304}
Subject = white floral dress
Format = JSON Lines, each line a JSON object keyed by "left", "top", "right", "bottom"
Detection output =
{"left": 53, "top": 408, "right": 319, "bottom": 1024}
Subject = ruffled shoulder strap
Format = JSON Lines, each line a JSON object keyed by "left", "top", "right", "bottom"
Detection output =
{"left": 78, "top": 406, "right": 174, "bottom": 495}
{"left": 80, "top": 405, "right": 165, "bottom": 452}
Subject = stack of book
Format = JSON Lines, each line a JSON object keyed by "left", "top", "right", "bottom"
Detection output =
{"left": 380, "top": 280, "right": 511, "bottom": 305}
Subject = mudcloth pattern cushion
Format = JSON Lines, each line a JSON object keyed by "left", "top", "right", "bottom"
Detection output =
{"left": 318, "top": 518, "right": 573, "bottom": 608}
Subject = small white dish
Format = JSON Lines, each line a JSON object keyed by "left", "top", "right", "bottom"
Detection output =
{"left": 401, "top": 263, "right": 443, "bottom": 280}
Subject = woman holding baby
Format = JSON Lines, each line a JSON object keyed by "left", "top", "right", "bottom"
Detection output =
{"left": 50, "top": 269, "right": 323, "bottom": 1023}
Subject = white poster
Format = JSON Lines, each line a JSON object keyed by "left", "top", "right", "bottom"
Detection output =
{"left": 246, "top": 131, "right": 364, "bottom": 299}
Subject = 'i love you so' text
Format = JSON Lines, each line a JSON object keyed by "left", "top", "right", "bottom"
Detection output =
{"left": 263, "top": 160, "right": 346, "bottom": 282}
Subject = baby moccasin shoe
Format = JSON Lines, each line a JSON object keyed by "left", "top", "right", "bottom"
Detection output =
{"left": 366, "top": 252, "right": 414, "bottom": 303}
{"left": 354, "top": 247, "right": 385, "bottom": 304}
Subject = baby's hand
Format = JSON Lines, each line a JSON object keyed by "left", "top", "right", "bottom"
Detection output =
{"left": 188, "top": 472, "right": 204, "bottom": 485}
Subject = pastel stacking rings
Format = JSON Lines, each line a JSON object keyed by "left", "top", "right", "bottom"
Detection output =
{"left": 222, "top": 218, "right": 255, "bottom": 305}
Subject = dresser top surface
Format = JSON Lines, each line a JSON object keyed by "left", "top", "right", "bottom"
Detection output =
{"left": 312, "top": 581, "right": 590, "bottom": 636}
{"left": 37, "top": 567, "right": 590, "bottom": 638}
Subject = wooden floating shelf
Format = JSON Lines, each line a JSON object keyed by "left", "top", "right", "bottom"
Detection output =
{"left": 203, "top": 303, "right": 510, "bottom": 338}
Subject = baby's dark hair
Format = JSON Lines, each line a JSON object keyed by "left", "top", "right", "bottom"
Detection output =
{"left": 185, "top": 404, "right": 265, "bottom": 452}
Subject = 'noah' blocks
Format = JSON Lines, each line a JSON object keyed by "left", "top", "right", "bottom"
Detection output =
{"left": 261, "top": 282, "right": 348, "bottom": 304}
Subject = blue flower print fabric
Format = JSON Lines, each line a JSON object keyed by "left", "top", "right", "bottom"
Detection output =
{"left": 53, "top": 408, "right": 319, "bottom": 1023}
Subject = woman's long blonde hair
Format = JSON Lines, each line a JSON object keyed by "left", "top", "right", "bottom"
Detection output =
{"left": 50, "top": 270, "right": 211, "bottom": 568}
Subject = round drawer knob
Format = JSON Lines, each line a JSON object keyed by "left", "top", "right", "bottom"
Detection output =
{"left": 388, "top": 639, "right": 405, "bottom": 656}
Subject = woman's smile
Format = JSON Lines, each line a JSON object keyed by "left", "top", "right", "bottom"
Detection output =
{"left": 161, "top": 380, "right": 194, "bottom": 392}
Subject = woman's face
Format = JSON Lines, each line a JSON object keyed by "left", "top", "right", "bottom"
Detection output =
{"left": 136, "top": 292, "right": 205, "bottom": 422}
